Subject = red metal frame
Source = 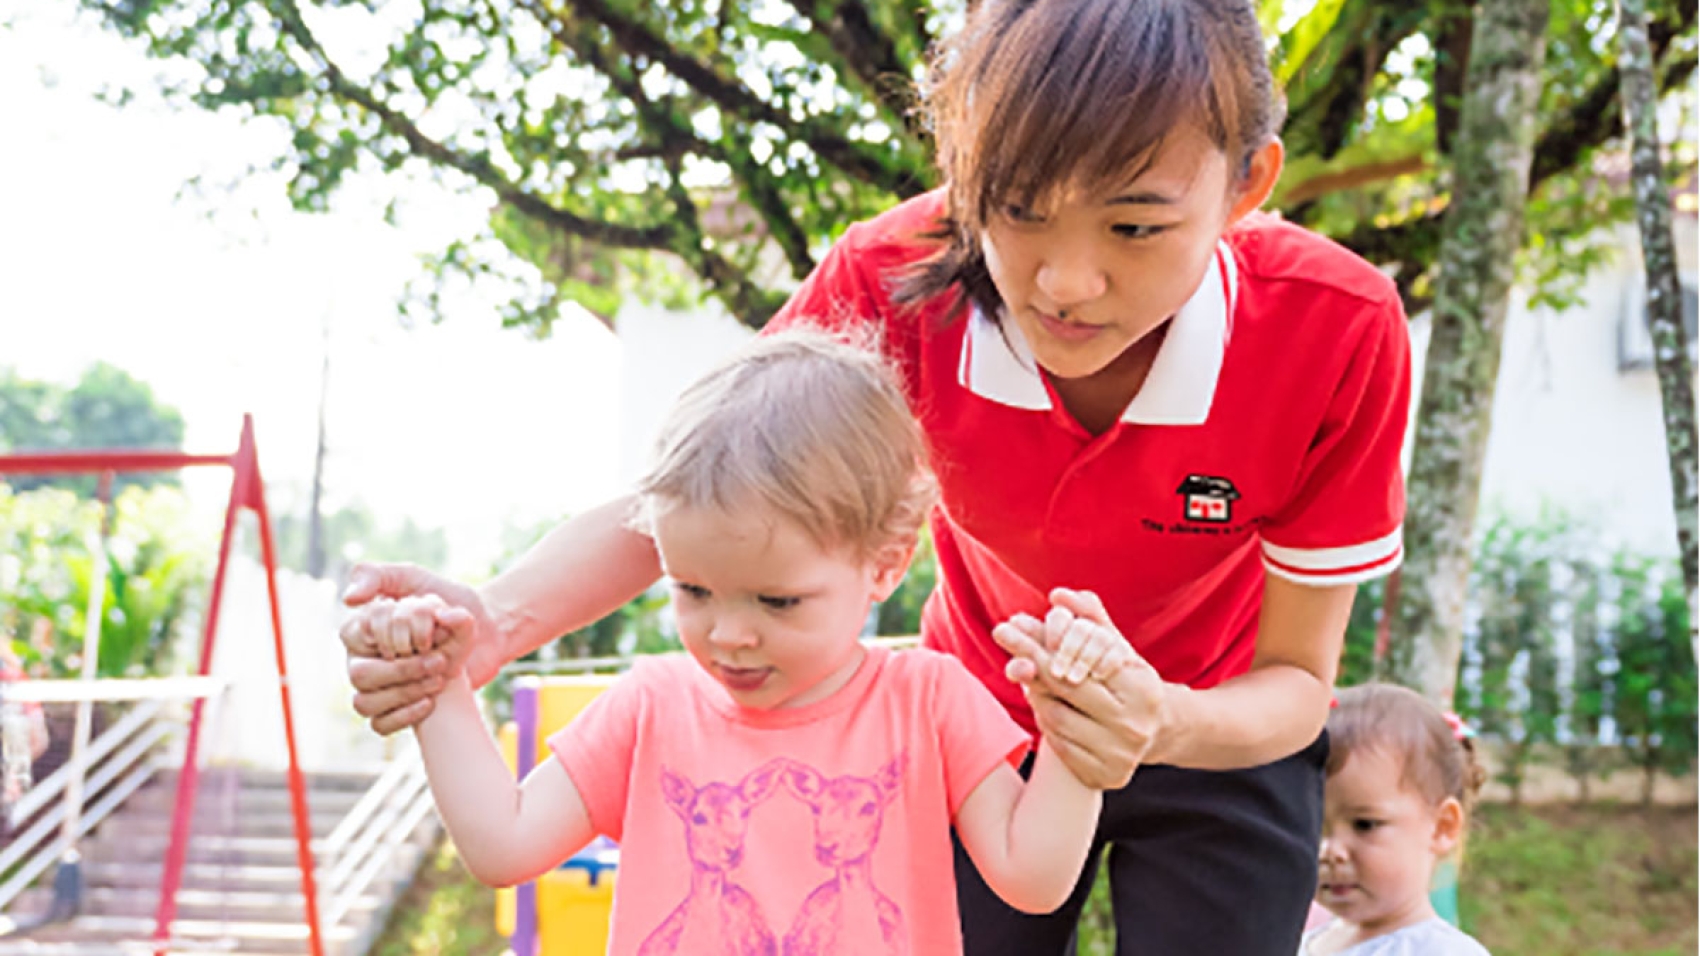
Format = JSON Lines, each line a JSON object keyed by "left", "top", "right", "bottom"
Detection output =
{"left": 0, "top": 416, "right": 324, "bottom": 956}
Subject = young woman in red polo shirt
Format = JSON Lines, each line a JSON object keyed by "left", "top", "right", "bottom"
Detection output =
{"left": 341, "top": 1, "right": 1409, "bottom": 952}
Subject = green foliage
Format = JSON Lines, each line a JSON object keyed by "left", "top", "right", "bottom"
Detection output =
{"left": 1338, "top": 575, "right": 1386, "bottom": 687}
{"left": 1608, "top": 554, "right": 1698, "bottom": 802}
{"left": 1340, "top": 509, "right": 1695, "bottom": 803}
{"left": 0, "top": 483, "right": 209, "bottom": 679}
{"left": 1464, "top": 512, "right": 1567, "bottom": 804}
{"left": 875, "top": 524, "right": 935, "bottom": 637}
{"left": 270, "top": 498, "right": 449, "bottom": 581}
{"left": 71, "top": 0, "right": 1696, "bottom": 326}
{"left": 0, "top": 363, "right": 186, "bottom": 497}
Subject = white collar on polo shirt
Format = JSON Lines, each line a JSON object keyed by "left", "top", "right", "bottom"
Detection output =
{"left": 956, "top": 241, "right": 1239, "bottom": 426}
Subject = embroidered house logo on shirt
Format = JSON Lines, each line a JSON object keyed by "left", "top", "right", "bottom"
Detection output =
{"left": 1176, "top": 475, "right": 1241, "bottom": 524}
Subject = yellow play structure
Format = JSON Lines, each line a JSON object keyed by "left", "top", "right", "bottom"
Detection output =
{"left": 495, "top": 674, "right": 620, "bottom": 956}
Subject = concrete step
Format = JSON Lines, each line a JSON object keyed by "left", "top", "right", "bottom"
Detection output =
{"left": 6, "top": 888, "right": 378, "bottom": 925}
{"left": 120, "top": 789, "right": 364, "bottom": 818}
{"left": 79, "top": 836, "right": 328, "bottom": 869}
{"left": 104, "top": 812, "right": 346, "bottom": 840}
{"left": 79, "top": 862, "right": 322, "bottom": 894}
{"left": 147, "top": 770, "right": 379, "bottom": 795}
{"left": 0, "top": 914, "right": 356, "bottom": 955}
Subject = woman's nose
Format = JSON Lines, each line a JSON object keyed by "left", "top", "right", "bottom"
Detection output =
{"left": 1035, "top": 245, "right": 1107, "bottom": 309}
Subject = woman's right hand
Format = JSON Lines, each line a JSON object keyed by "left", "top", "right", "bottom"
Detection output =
{"left": 340, "top": 563, "right": 500, "bottom": 735}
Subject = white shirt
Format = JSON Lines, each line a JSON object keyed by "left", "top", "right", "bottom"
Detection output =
{"left": 1301, "top": 918, "right": 1492, "bottom": 956}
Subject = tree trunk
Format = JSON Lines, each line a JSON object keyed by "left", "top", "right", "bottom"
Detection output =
{"left": 306, "top": 322, "right": 330, "bottom": 579}
{"left": 1617, "top": 0, "right": 1699, "bottom": 647}
{"left": 1386, "top": 0, "right": 1550, "bottom": 704}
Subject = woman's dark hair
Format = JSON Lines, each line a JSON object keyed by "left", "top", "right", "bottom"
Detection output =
{"left": 899, "top": 0, "right": 1286, "bottom": 319}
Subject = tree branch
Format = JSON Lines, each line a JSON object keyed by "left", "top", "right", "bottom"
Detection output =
{"left": 550, "top": 0, "right": 925, "bottom": 196}
{"left": 518, "top": 0, "right": 817, "bottom": 282}
{"left": 790, "top": 0, "right": 927, "bottom": 143}
{"left": 1278, "top": 153, "right": 1429, "bottom": 206}
{"left": 1530, "top": 3, "right": 1696, "bottom": 188}
{"left": 1335, "top": 13, "right": 1697, "bottom": 271}
{"left": 263, "top": 0, "right": 675, "bottom": 251}
{"left": 1430, "top": 0, "right": 1476, "bottom": 156}
{"left": 1283, "top": 2, "right": 1426, "bottom": 160}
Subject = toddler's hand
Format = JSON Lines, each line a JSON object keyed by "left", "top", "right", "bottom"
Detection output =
{"left": 339, "top": 594, "right": 467, "bottom": 662}
{"left": 1035, "top": 600, "right": 1133, "bottom": 686}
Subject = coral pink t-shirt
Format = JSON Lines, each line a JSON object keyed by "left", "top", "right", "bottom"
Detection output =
{"left": 549, "top": 644, "right": 1030, "bottom": 956}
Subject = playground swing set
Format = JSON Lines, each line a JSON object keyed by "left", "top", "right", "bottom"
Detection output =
{"left": 0, "top": 416, "right": 327, "bottom": 956}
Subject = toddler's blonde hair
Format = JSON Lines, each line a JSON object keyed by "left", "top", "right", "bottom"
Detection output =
{"left": 633, "top": 328, "right": 936, "bottom": 562}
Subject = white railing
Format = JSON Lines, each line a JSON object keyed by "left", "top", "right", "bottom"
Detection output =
{"left": 318, "top": 744, "right": 436, "bottom": 928}
{"left": 0, "top": 677, "right": 227, "bottom": 913}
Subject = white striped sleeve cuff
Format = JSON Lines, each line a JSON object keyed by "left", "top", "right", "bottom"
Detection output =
{"left": 1262, "top": 527, "right": 1404, "bottom": 586}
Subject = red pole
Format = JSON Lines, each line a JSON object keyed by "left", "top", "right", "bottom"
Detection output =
{"left": 152, "top": 430, "right": 247, "bottom": 953}
{"left": 246, "top": 423, "right": 327, "bottom": 956}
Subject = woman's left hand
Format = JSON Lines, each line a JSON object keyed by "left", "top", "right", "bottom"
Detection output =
{"left": 992, "top": 588, "right": 1171, "bottom": 789}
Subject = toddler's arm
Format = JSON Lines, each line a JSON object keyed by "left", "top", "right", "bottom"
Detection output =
{"left": 416, "top": 673, "right": 596, "bottom": 887}
{"left": 951, "top": 622, "right": 1117, "bottom": 914}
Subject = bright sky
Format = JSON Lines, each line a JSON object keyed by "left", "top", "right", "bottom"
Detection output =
{"left": 0, "top": 3, "right": 625, "bottom": 578}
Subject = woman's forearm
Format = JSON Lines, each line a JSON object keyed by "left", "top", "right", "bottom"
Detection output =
{"left": 1154, "top": 663, "right": 1332, "bottom": 769}
{"left": 478, "top": 494, "right": 663, "bottom": 667}
{"left": 1152, "top": 576, "right": 1353, "bottom": 769}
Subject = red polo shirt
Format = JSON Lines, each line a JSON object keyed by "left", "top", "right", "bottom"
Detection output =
{"left": 769, "top": 191, "right": 1409, "bottom": 735}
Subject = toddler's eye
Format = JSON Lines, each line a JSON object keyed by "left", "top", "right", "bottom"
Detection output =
{"left": 673, "top": 582, "right": 710, "bottom": 601}
{"left": 1352, "top": 818, "right": 1383, "bottom": 834}
{"left": 758, "top": 595, "right": 801, "bottom": 611}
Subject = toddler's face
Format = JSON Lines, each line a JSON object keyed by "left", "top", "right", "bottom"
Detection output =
{"left": 1316, "top": 745, "right": 1459, "bottom": 935}
{"left": 653, "top": 502, "right": 906, "bottom": 711}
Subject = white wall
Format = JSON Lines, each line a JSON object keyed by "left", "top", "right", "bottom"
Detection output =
{"left": 1408, "top": 216, "right": 1697, "bottom": 559}
{"left": 199, "top": 551, "right": 390, "bottom": 771}
{"left": 615, "top": 299, "right": 759, "bottom": 486}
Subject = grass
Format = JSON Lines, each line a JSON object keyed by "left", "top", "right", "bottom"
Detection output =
{"left": 1459, "top": 804, "right": 1697, "bottom": 956}
{"left": 371, "top": 804, "right": 1696, "bottom": 956}
{"left": 369, "top": 841, "right": 506, "bottom": 956}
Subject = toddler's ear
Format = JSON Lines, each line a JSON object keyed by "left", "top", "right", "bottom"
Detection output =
{"left": 1430, "top": 796, "right": 1465, "bottom": 856}
{"left": 868, "top": 540, "right": 917, "bottom": 602}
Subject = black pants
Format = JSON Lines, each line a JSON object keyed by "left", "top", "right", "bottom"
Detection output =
{"left": 954, "top": 732, "right": 1328, "bottom": 956}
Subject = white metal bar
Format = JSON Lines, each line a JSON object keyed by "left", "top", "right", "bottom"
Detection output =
{"left": 320, "top": 748, "right": 417, "bottom": 872}
{"left": 3, "top": 676, "right": 228, "bottom": 704}
{"left": 0, "top": 750, "right": 166, "bottom": 910}
{"left": 321, "top": 766, "right": 429, "bottom": 896}
{"left": 324, "top": 791, "right": 436, "bottom": 927}
{"left": 6, "top": 698, "right": 164, "bottom": 827}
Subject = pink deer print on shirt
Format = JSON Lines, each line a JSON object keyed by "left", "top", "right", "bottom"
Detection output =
{"left": 639, "top": 759, "right": 786, "bottom": 956}
{"left": 780, "top": 755, "right": 908, "bottom": 956}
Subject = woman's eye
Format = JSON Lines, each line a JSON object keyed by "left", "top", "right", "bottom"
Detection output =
{"left": 758, "top": 595, "right": 801, "bottom": 611}
{"left": 1002, "top": 203, "right": 1043, "bottom": 224}
{"left": 1112, "top": 223, "right": 1167, "bottom": 240}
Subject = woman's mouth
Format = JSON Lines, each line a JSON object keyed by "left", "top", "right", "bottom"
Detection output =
{"left": 1036, "top": 310, "right": 1107, "bottom": 343}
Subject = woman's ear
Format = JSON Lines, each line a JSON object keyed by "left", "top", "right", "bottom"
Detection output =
{"left": 1430, "top": 796, "right": 1465, "bottom": 857}
{"left": 869, "top": 540, "right": 918, "bottom": 602}
{"left": 1227, "top": 137, "right": 1284, "bottom": 225}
